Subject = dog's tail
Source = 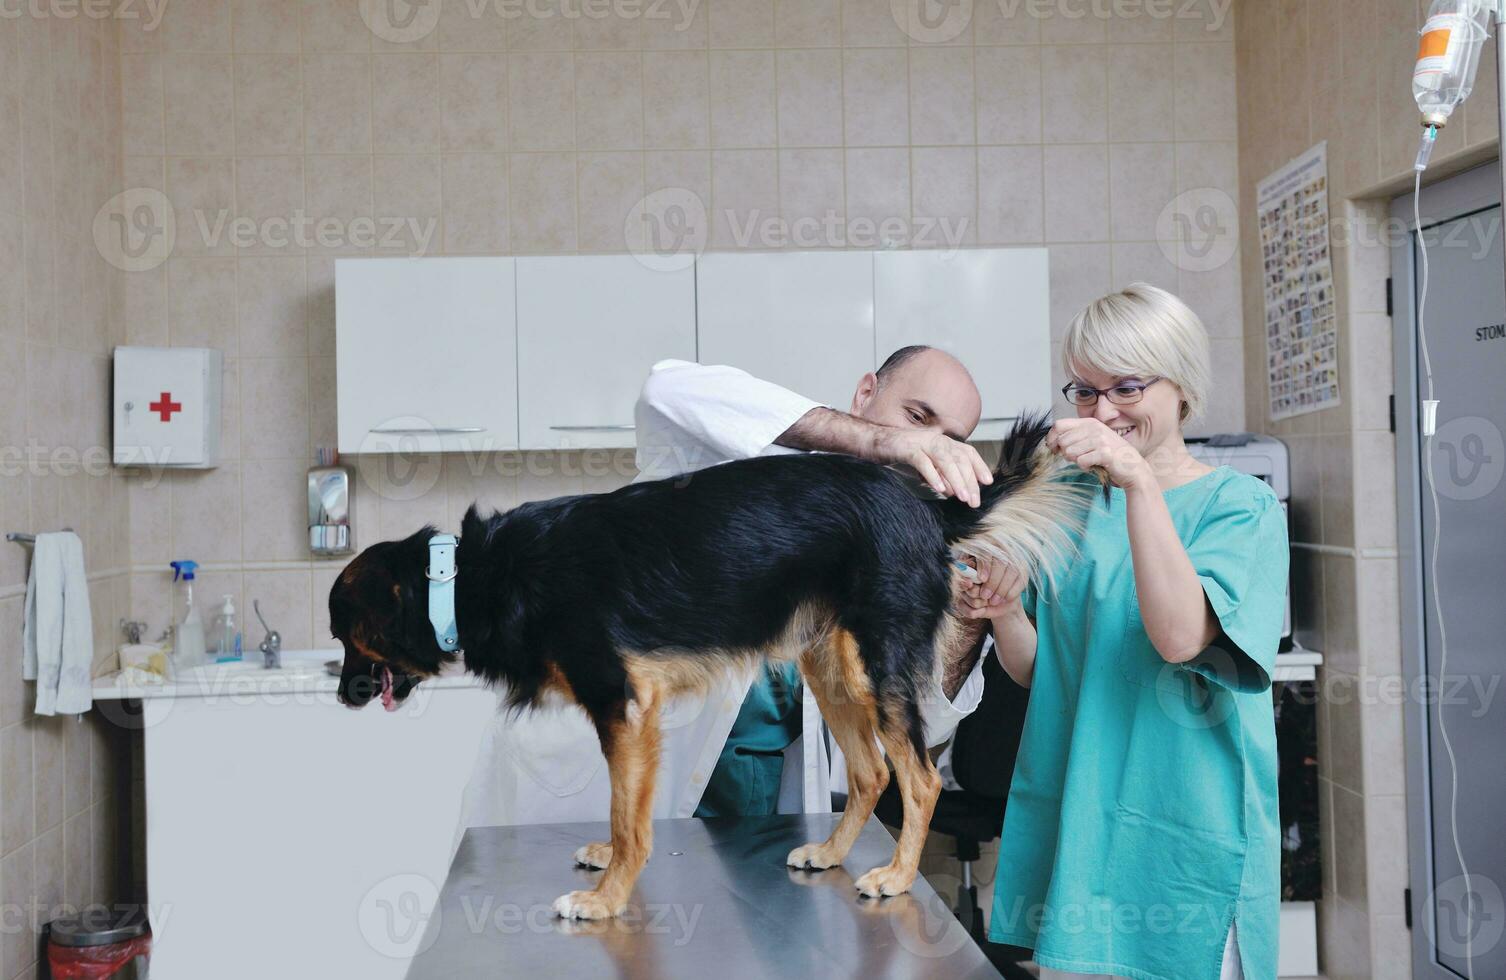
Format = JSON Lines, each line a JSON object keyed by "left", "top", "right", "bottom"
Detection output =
{"left": 930, "top": 411, "right": 1107, "bottom": 594}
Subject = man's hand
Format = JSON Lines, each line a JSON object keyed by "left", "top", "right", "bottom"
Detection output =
{"left": 869, "top": 427, "right": 993, "bottom": 507}
{"left": 1045, "top": 418, "right": 1150, "bottom": 489}
{"left": 780, "top": 408, "right": 993, "bottom": 507}
{"left": 956, "top": 555, "right": 1028, "bottom": 619}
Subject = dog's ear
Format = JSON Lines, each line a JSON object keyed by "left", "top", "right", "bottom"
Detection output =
{"left": 329, "top": 526, "right": 436, "bottom": 659}
{"left": 461, "top": 504, "right": 490, "bottom": 546}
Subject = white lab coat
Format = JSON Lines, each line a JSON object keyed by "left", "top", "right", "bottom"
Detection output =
{"left": 456, "top": 360, "right": 986, "bottom": 838}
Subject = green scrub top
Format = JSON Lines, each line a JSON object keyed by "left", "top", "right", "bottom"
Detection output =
{"left": 695, "top": 662, "right": 803, "bottom": 818}
{"left": 988, "top": 465, "right": 1289, "bottom": 980}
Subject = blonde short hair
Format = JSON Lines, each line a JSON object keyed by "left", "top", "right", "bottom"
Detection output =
{"left": 1061, "top": 282, "right": 1211, "bottom": 424}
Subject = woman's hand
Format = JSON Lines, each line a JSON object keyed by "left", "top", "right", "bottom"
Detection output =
{"left": 955, "top": 555, "right": 1029, "bottom": 619}
{"left": 1046, "top": 418, "right": 1152, "bottom": 489}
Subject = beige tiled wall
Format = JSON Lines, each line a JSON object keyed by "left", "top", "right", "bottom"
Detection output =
{"left": 2, "top": 2, "right": 1246, "bottom": 975}
{"left": 1233, "top": 0, "right": 1495, "bottom": 977}
{"left": 0, "top": 8, "right": 137, "bottom": 980}
{"left": 113, "top": 0, "right": 1246, "bottom": 655}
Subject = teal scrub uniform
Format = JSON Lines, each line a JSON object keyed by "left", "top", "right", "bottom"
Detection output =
{"left": 695, "top": 662, "right": 804, "bottom": 818}
{"left": 988, "top": 466, "right": 1289, "bottom": 980}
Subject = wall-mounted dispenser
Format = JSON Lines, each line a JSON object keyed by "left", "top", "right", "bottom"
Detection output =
{"left": 308, "top": 464, "right": 353, "bottom": 557}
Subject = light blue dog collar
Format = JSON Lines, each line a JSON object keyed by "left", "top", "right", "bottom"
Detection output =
{"left": 427, "top": 534, "right": 459, "bottom": 652}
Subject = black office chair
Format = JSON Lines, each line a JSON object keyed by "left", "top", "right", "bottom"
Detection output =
{"left": 874, "top": 651, "right": 1035, "bottom": 979}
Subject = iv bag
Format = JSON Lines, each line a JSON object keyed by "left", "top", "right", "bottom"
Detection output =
{"left": 1414, "top": 0, "right": 1492, "bottom": 126}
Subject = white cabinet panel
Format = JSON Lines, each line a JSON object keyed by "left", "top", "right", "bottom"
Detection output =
{"left": 336, "top": 258, "right": 518, "bottom": 454}
{"left": 516, "top": 256, "right": 696, "bottom": 449}
{"left": 696, "top": 251, "right": 875, "bottom": 409}
{"left": 875, "top": 249, "right": 1051, "bottom": 441}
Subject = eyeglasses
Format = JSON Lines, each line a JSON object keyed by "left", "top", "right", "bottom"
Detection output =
{"left": 1061, "top": 377, "right": 1162, "bottom": 407}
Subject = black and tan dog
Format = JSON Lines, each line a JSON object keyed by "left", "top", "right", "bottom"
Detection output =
{"left": 329, "top": 414, "right": 1093, "bottom": 920}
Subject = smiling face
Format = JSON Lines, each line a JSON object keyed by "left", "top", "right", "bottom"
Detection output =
{"left": 850, "top": 348, "right": 983, "bottom": 441}
{"left": 328, "top": 528, "right": 451, "bottom": 711}
{"left": 1067, "top": 364, "right": 1187, "bottom": 459}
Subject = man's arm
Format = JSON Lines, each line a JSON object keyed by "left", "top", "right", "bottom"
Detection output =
{"left": 634, "top": 360, "right": 822, "bottom": 476}
{"left": 638, "top": 360, "right": 993, "bottom": 505}
{"left": 780, "top": 407, "right": 993, "bottom": 507}
{"left": 913, "top": 618, "right": 989, "bottom": 748}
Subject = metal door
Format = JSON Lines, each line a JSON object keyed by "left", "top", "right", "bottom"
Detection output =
{"left": 1392, "top": 161, "right": 1506, "bottom": 980}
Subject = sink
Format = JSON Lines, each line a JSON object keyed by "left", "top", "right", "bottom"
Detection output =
{"left": 171, "top": 655, "right": 338, "bottom": 686}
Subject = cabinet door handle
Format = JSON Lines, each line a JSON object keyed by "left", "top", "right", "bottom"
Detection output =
{"left": 549, "top": 424, "right": 637, "bottom": 431}
{"left": 369, "top": 426, "right": 486, "bottom": 434}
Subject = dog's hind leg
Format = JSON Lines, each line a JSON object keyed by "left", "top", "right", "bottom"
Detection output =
{"left": 552, "top": 676, "right": 663, "bottom": 920}
{"left": 786, "top": 628, "right": 889, "bottom": 872}
{"left": 852, "top": 704, "right": 941, "bottom": 899}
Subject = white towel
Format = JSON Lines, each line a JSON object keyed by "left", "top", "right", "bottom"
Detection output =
{"left": 21, "top": 531, "right": 94, "bottom": 716}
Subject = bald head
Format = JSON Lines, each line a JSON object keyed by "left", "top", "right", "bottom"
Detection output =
{"left": 849, "top": 346, "right": 983, "bottom": 441}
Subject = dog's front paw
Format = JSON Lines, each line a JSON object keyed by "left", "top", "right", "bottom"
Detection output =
{"left": 854, "top": 864, "right": 916, "bottom": 898}
{"left": 552, "top": 889, "right": 620, "bottom": 920}
{"left": 786, "top": 842, "right": 841, "bottom": 871}
{"left": 573, "top": 841, "right": 613, "bottom": 870}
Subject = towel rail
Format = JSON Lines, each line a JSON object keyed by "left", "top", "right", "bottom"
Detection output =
{"left": 6, "top": 528, "right": 75, "bottom": 545}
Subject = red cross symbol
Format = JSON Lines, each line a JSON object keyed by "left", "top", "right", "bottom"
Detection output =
{"left": 149, "top": 392, "right": 182, "bottom": 422}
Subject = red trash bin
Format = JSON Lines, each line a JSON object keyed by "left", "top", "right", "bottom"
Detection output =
{"left": 46, "top": 911, "right": 151, "bottom": 979}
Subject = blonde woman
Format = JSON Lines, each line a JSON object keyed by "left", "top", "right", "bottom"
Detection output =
{"left": 977, "top": 284, "right": 1289, "bottom": 979}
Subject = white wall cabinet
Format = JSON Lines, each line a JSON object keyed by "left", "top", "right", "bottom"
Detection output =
{"left": 875, "top": 248, "right": 1051, "bottom": 441}
{"left": 695, "top": 251, "right": 876, "bottom": 410}
{"left": 336, "top": 250, "right": 1051, "bottom": 453}
{"left": 336, "top": 258, "right": 518, "bottom": 454}
{"left": 516, "top": 256, "right": 696, "bottom": 450}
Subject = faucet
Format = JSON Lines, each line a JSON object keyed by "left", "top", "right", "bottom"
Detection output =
{"left": 254, "top": 600, "right": 281, "bottom": 669}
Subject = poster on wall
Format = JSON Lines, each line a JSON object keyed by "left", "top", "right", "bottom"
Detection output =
{"left": 1257, "top": 141, "right": 1341, "bottom": 421}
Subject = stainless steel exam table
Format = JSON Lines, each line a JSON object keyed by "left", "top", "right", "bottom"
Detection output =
{"left": 406, "top": 813, "right": 1002, "bottom": 979}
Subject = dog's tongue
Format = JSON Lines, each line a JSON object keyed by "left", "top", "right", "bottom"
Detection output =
{"left": 380, "top": 666, "right": 396, "bottom": 712}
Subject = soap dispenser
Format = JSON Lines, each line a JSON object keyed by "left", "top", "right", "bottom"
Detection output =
{"left": 212, "top": 594, "right": 242, "bottom": 663}
{"left": 170, "top": 560, "right": 206, "bottom": 667}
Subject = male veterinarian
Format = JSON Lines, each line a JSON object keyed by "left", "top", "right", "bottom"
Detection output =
{"left": 455, "top": 348, "right": 1020, "bottom": 831}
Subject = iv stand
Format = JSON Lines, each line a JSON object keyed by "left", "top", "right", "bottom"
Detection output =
{"left": 1498, "top": 4, "right": 1506, "bottom": 286}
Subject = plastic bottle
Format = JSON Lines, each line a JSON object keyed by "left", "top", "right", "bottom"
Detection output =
{"left": 1413, "top": 0, "right": 1491, "bottom": 127}
{"left": 212, "top": 594, "right": 242, "bottom": 663}
{"left": 169, "top": 560, "right": 206, "bottom": 667}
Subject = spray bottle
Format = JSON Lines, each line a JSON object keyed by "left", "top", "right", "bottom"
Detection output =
{"left": 170, "top": 560, "right": 207, "bottom": 667}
